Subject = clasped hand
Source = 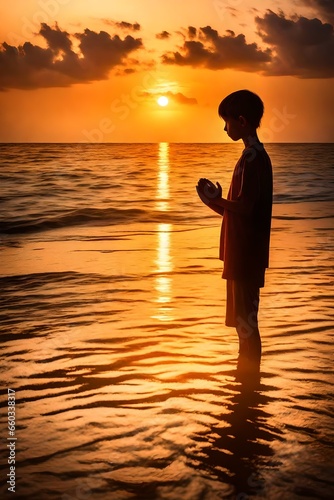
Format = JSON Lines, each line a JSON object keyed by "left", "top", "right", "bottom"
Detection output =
{"left": 196, "top": 178, "right": 222, "bottom": 205}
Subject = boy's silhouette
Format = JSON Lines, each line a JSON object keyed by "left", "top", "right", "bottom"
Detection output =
{"left": 196, "top": 90, "right": 273, "bottom": 365}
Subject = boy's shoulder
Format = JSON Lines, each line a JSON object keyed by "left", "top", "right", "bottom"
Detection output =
{"left": 241, "top": 143, "right": 271, "bottom": 165}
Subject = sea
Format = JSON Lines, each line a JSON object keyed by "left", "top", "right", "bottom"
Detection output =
{"left": 0, "top": 142, "right": 333, "bottom": 500}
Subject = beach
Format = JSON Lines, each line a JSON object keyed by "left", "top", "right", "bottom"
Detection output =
{"left": 0, "top": 142, "right": 333, "bottom": 499}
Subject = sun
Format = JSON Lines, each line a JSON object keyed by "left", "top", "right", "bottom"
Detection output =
{"left": 157, "top": 96, "right": 169, "bottom": 107}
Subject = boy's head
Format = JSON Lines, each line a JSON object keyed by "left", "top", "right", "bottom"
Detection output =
{"left": 218, "top": 90, "right": 264, "bottom": 129}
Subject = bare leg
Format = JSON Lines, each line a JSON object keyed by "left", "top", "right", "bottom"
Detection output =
{"left": 237, "top": 325, "right": 262, "bottom": 364}
{"left": 226, "top": 280, "right": 263, "bottom": 364}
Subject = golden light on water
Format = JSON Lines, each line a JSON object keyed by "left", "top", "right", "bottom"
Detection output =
{"left": 156, "top": 142, "right": 170, "bottom": 212}
{"left": 156, "top": 225, "right": 172, "bottom": 274}
{"left": 153, "top": 143, "right": 174, "bottom": 321}
{"left": 155, "top": 223, "right": 172, "bottom": 305}
{"left": 153, "top": 222, "right": 174, "bottom": 321}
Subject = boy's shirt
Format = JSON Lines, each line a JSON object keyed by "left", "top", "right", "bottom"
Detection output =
{"left": 219, "top": 144, "right": 273, "bottom": 287}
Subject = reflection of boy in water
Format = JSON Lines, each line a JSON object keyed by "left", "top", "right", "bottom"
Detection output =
{"left": 196, "top": 90, "right": 273, "bottom": 363}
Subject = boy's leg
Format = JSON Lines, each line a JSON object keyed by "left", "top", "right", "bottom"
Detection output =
{"left": 226, "top": 280, "right": 262, "bottom": 362}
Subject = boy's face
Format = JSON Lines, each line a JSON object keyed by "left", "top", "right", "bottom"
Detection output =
{"left": 222, "top": 116, "right": 244, "bottom": 141}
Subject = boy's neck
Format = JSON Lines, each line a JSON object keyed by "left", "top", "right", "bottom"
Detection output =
{"left": 242, "top": 131, "right": 260, "bottom": 148}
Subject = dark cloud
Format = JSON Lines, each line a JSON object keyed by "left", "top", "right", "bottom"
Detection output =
{"left": 162, "top": 25, "right": 271, "bottom": 72}
{"left": 39, "top": 22, "right": 72, "bottom": 53}
{"left": 162, "top": 13, "right": 334, "bottom": 79}
{"left": 0, "top": 23, "right": 143, "bottom": 90}
{"left": 117, "top": 21, "right": 140, "bottom": 31}
{"left": 103, "top": 20, "right": 141, "bottom": 31}
{"left": 299, "top": 0, "right": 334, "bottom": 23}
{"left": 226, "top": 6, "right": 238, "bottom": 17}
{"left": 156, "top": 31, "right": 171, "bottom": 40}
{"left": 188, "top": 26, "right": 197, "bottom": 39}
{"left": 75, "top": 28, "right": 142, "bottom": 78}
{"left": 256, "top": 10, "right": 334, "bottom": 78}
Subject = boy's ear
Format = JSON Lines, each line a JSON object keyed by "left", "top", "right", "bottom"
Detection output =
{"left": 238, "top": 115, "right": 247, "bottom": 127}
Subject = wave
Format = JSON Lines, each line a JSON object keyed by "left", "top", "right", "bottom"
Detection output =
{"left": 274, "top": 193, "right": 334, "bottom": 204}
{"left": 2, "top": 205, "right": 333, "bottom": 236}
{"left": 0, "top": 207, "right": 151, "bottom": 234}
{"left": 0, "top": 206, "right": 223, "bottom": 236}
{"left": 273, "top": 214, "right": 334, "bottom": 221}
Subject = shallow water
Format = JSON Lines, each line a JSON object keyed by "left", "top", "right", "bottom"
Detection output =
{"left": 0, "top": 143, "right": 334, "bottom": 499}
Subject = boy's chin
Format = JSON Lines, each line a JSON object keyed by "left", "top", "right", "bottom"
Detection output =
{"left": 226, "top": 133, "right": 240, "bottom": 142}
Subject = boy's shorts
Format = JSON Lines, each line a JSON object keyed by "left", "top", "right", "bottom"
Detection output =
{"left": 225, "top": 280, "right": 260, "bottom": 330}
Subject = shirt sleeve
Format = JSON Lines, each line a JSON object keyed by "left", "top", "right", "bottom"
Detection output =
{"left": 237, "top": 153, "right": 260, "bottom": 206}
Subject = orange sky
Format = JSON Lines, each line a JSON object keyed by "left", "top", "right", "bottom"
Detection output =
{"left": 0, "top": 0, "right": 333, "bottom": 142}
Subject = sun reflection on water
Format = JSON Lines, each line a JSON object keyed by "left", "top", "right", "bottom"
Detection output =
{"left": 153, "top": 143, "right": 174, "bottom": 321}
{"left": 155, "top": 223, "right": 172, "bottom": 306}
{"left": 155, "top": 142, "right": 170, "bottom": 212}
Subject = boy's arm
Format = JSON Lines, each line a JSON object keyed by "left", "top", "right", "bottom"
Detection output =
{"left": 207, "top": 202, "right": 225, "bottom": 216}
{"left": 197, "top": 180, "right": 247, "bottom": 215}
{"left": 209, "top": 195, "right": 254, "bottom": 215}
{"left": 197, "top": 158, "right": 260, "bottom": 216}
{"left": 197, "top": 186, "right": 250, "bottom": 215}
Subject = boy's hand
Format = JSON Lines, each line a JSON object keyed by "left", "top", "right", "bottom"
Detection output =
{"left": 196, "top": 178, "right": 222, "bottom": 205}
{"left": 196, "top": 185, "right": 211, "bottom": 205}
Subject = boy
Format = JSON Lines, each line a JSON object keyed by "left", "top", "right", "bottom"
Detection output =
{"left": 196, "top": 90, "right": 273, "bottom": 364}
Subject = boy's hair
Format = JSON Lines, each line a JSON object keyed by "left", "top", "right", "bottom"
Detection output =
{"left": 218, "top": 90, "right": 264, "bottom": 128}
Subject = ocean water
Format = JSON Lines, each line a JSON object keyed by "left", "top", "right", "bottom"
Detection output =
{"left": 0, "top": 142, "right": 333, "bottom": 500}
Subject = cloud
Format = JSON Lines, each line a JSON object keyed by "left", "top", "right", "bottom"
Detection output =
{"left": 162, "top": 13, "right": 334, "bottom": 79}
{"left": 299, "top": 0, "right": 334, "bottom": 23}
{"left": 103, "top": 20, "right": 141, "bottom": 31}
{"left": 116, "top": 21, "right": 141, "bottom": 31}
{"left": 256, "top": 10, "right": 334, "bottom": 78}
{"left": 187, "top": 26, "right": 197, "bottom": 39}
{"left": 166, "top": 91, "right": 197, "bottom": 105}
{"left": 156, "top": 31, "right": 171, "bottom": 40}
{"left": 141, "top": 90, "right": 197, "bottom": 105}
{"left": 0, "top": 23, "right": 143, "bottom": 90}
{"left": 226, "top": 6, "right": 238, "bottom": 17}
{"left": 161, "top": 25, "right": 272, "bottom": 72}
{"left": 39, "top": 22, "right": 72, "bottom": 53}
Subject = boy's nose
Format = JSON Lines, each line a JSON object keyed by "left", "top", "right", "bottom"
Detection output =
{"left": 224, "top": 124, "right": 227, "bottom": 132}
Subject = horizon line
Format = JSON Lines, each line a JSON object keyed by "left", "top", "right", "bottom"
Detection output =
{"left": 1, "top": 141, "right": 334, "bottom": 145}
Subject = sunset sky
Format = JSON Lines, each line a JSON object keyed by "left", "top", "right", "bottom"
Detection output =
{"left": 0, "top": 0, "right": 333, "bottom": 142}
